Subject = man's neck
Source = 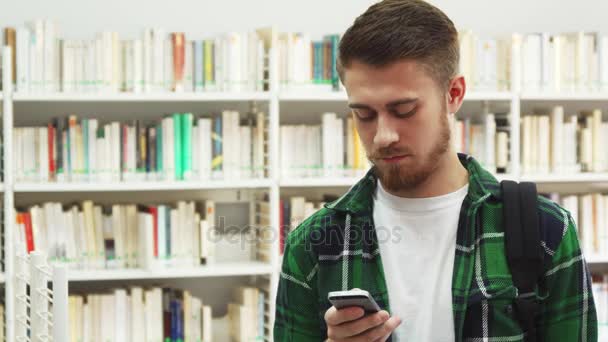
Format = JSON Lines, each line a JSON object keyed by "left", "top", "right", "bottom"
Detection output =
{"left": 380, "top": 151, "right": 469, "bottom": 199}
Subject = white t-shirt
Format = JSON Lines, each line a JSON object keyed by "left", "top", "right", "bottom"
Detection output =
{"left": 373, "top": 181, "right": 468, "bottom": 342}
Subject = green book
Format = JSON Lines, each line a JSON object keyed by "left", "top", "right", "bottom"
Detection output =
{"left": 173, "top": 113, "right": 183, "bottom": 180}
{"left": 156, "top": 121, "right": 163, "bottom": 177}
{"left": 181, "top": 113, "right": 193, "bottom": 180}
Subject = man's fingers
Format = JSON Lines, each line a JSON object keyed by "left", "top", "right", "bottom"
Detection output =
{"left": 356, "top": 316, "right": 402, "bottom": 342}
{"left": 324, "top": 306, "right": 365, "bottom": 326}
{"left": 329, "top": 310, "right": 389, "bottom": 338}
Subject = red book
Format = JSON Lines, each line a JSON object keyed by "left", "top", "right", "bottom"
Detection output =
{"left": 149, "top": 206, "right": 159, "bottom": 258}
{"left": 172, "top": 33, "right": 185, "bottom": 91}
{"left": 23, "top": 212, "right": 35, "bottom": 253}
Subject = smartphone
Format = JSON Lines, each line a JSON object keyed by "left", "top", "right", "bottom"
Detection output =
{"left": 328, "top": 289, "right": 381, "bottom": 313}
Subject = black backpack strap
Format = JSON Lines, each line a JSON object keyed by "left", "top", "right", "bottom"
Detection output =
{"left": 501, "top": 180, "right": 544, "bottom": 342}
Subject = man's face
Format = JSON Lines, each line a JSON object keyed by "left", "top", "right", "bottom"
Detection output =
{"left": 343, "top": 59, "right": 452, "bottom": 193}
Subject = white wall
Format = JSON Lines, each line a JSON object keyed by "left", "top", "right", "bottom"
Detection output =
{"left": 2, "top": 0, "right": 608, "bottom": 40}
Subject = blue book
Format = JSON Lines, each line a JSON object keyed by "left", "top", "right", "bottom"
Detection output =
{"left": 212, "top": 114, "right": 223, "bottom": 177}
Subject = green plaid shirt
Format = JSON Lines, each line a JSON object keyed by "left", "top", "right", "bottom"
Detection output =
{"left": 274, "top": 154, "right": 597, "bottom": 341}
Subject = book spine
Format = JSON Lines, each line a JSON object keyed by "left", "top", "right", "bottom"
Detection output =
{"left": 173, "top": 113, "right": 183, "bottom": 180}
{"left": 182, "top": 113, "right": 193, "bottom": 180}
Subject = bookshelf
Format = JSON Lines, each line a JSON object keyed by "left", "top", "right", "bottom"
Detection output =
{"left": 66, "top": 261, "right": 273, "bottom": 282}
{"left": 3, "top": 29, "right": 608, "bottom": 342}
{"left": 13, "top": 179, "right": 272, "bottom": 192}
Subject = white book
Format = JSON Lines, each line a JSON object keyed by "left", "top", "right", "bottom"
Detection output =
{"left": 111, "top": 32, "right": 120, "bottom": 92}
{"left": 476, "top": 38, "right": 498, "bottom": 90}
{"left": 88, "top": 120, "right": 98, "bottom": 181}
{"left": 202, "top": 305, "right": 212, "bottom": 342}
{"left": 111, "top": 205, "right": 124, "bottom": 268}
{"left": 133, "top": 39, "right": 143, "bottom": 93}
{"left": 336, "top": 116, "right": 345, "bottom": 177}
{"left": 74, "top": 41, "right": 83, "bottom": 93}
{"left": 346, "top": 118, "right": 355, "bottom": 175}
{"left": 240, "top": 125, "right": 252, "bottom": 179}
{"left": 157, "top": 205, "right": 168, "bottom": 267}
{"left": 580, "top": 195, "right": 594, "bottom": 256}
{"left": 523, "top": 34, "right": 541, "bottom": 91}
{"left": 114, "top": 289, "right": 128, "bottom": 342}
{"left": 85, "top": 40, "right": 96, "bottom": 93}
{"left": 143, "top": 29, "right": 153, "bottom": 92}
{"left": 600, "top": 35, "right": 608, "bottom": 91}
{"left": 164, "top": 37, "right": 173, "bottom": 92}
{"left": 130, "top": 287, "right": 145, "bottom": 342}
{"left": 484, "top": 114, "right": 497, "bottom": 173}
{"left": 550, "top": 106, "right": 564, "bottom": 173}
{"left": 102, "top": 32, "right": 113, "bottom": 92}
{"left": 164, "top": 117, "right": 176, "bottom": 181}
{"left": 592, "top": 109, "right": 603, "bottom": 172}
{"left": 153, "top": 28, "right": 165, "bottom": 92}
{"left": 39, "top": 127, "right": 49, "bottom": 182}
{"left": 184, "top": 40, "right": 194, "bottom": 92}
{"left": 61, "top": 41, "right": 72, "bottom": 93}
{"left": 170, "top": 208, "right": 179, "bottom": 266}
{"left": 93, "top": 205, "right": 105, "bottom": 269}
{"left": 111, "top": 122, "right": 121, "bottom": 181}
{"left": 30, "top": 20, "right": 44, "bottom": 93}
{"left": 94, "top": 36, "right": 103, "bottom": 92}
{"left": 43, "top": 19, "right": 57, "bottom": 92}
{"left": 538, "top": 115, "right": 550, "bottom": 174}
{"left": 322, "top": 113, "right": 335, "bottom": 177}
{"left": 540, "top": 33, "right": 551, "bottom": 91}
{"left": 138, "top": 212, "right": 155, "bottom": 270}
{"left": 16, "top": 27, "right": 31, "bottom": 92}
{"left": 122, "top": 41, "right": 132, "bottom": 92}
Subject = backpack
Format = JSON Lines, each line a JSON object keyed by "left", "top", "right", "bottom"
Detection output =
{"left": 500, "top": 180, "right": 544, "bottom": 342}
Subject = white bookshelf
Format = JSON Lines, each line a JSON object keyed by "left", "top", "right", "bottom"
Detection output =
{"left": 66, "top": 262, "right": 273, "bottom": 282}
{"left": 280, "top": 176, "right": 363, "bottom": 187}
{"left": 14, "top": 179, "right": 272, "bottom": 192}
{"left": 520, "top": 92, "right": 608, "bottom": 101}
{"left": 12, "top": 91, "right": 272, "bottom": 102}
{"left": 522, "top": 173, "right": 608, "bottom": 184}
{"left": 4, "top": 40, "right": 608, "bottom": 342}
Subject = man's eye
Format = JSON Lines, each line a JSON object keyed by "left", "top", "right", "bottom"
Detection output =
{"left": 394, "top": 110, "right": 416, "bottom": 118}
{"left": 353, "top": 108, "right": 375, "bottom": 121}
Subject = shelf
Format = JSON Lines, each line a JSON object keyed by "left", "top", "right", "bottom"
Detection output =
{"left": 280, "top": 176, "right": 362, "bottom": 187}
{"left": 281, "top": 173, "right": 514, "bottom": 188}
{"left": 520, "top": 92, "right": 608, "bottom": 101}
{"left": 12, "top": 92, "right": 271, "bottom": 102}
{"left": 521, "top": 173, "right": 608, "bottom": 184}
{"left": 279, "top": 90, "right": 348, "bottom": 101}
{"left": 278, "top": 90, "right": 513, "bottom": 102}
{"left": 14, "top": 179, "right": 272, "bottom": 192}
{"left": 66, "top": 261, "right": 274, "bottom": 281}
{"left": 585, "top": 256, "right": 608, "bottom": 264}
{"left": 463, "top": 91, "right": 514, "bottom": 101}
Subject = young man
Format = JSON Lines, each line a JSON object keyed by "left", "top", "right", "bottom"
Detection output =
{"left": 274, "top": 0, "right": 597, "bottom": 341}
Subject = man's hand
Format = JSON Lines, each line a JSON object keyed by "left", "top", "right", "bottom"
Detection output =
{"left": 325, "top": 306, "right": 402, "bottom": 341}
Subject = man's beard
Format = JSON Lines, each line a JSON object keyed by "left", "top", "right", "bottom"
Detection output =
{"left": 370, "top": 114, "right": 451, "bottom": 193}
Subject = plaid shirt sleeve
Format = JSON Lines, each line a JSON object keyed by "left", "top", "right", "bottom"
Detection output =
{"left": 274, "top": 226, "right": 323, "bottom": 341}
{"left": 539, "top": 211, "right": 597, "bottom": 341}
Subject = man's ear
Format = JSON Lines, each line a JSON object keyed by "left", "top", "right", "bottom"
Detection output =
{"left": 446, "top": 75, "right": 466, "bottom": 114}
